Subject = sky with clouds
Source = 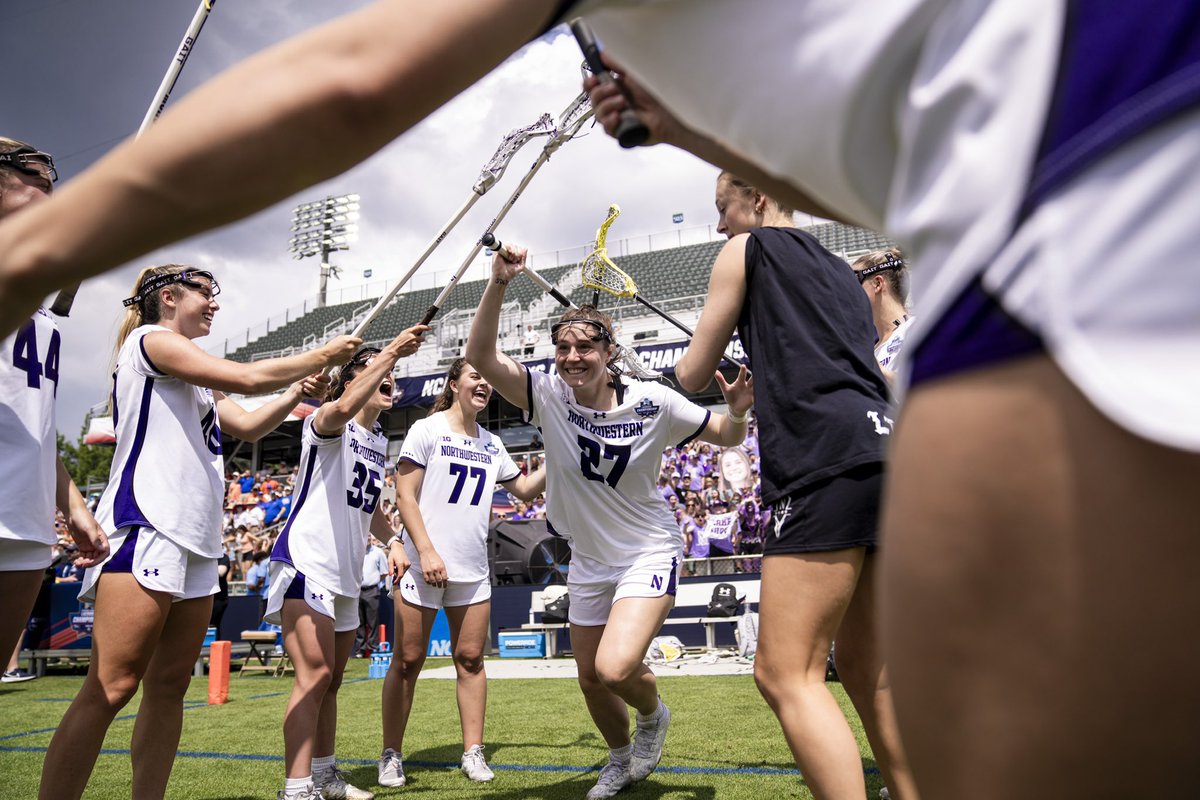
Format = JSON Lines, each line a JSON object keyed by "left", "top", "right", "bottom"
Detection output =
{"left": 4, "top": 0, "right": 742, "bottom": 438}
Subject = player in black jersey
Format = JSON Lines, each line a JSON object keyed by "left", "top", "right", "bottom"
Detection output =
{"left": 676, "top": 173, "right": 916, "bottom": 800}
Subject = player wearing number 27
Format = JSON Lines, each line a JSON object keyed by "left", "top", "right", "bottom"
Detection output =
{"left": 466, "top": 248, "right": 752, "bottom": 800}
{"left": 265, "top": 330, "right": 427, "bottom": 800}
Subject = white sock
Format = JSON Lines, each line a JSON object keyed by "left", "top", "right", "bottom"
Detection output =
{"left": 284, "top": 776, "right": 312, "bottom": 797}
{"left": 311, "top": 755, "right": 335, "bottom": 773}
{"left": 637, "top": 698, "right": 664, "bottom": 722}
{"left": 611, "top": 744, "right": 633, "bottom": 764}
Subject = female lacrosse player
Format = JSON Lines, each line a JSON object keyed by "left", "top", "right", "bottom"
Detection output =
{"left": 674, "top": 172, "right": 916, "bottom": 800}
{"left": 377, "top": 358, "right": 545, "bottom": 788}
{"left": 851, "top": 248, "right": 914, "bottom": 385}
{"left": 0, "top": 136, "right": 109, "bottom": 683}
{"left": 465, "top": 257, "right": 752, "bottom": 799}
{"left": 2, "top": 4, "right": 1199, "bottom": 798}
{"left": 37, "top": 264, "right": 360, "bottom": 800}
{"left": 266, "top": 329, "right": 427, "bottom": 800}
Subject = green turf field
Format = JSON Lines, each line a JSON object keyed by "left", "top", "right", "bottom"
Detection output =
{"left": 0, "top": 658, "right": 885, "bottom": 799}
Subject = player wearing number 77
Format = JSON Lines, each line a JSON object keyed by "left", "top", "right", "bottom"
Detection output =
{"left": 465, "top": 245, "right": 752, "bottom": 799}
{"left": 262, "top": 329, "right": 427, "bottom": 800}
{"left": 379, "top": 358, "right": 545, "bottom": 788}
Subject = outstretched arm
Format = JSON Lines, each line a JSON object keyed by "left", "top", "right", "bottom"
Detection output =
{"left": 464, "top": 248, "right": 529, "bottom": 411}
{"left": 676, "top": 235, "right": 749, "bottom": 392}
{"left": 312, "top": 324, "right": 428, "bottom": 436}
{"left": 503, "top": 465, "right": 547, "bottom": 502}
{"left": 0, "top": 0, "right": 562, "bottom": 338}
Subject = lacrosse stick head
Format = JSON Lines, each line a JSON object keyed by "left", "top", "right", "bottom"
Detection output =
{"left": 612, "top": 343, "right": 662, "bottom": 381}
{"left": 581, "top": 250, "right": 636, "bottom": 299}
{"left": 474, "top": 112, "right": 556, "bottom": 194}
{"left": 544, "top": 91, "right": 594, "bottom": 155}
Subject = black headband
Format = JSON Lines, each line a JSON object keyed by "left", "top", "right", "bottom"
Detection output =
{"left": 0, "top": 147, "right": 57, "bottom": 183}
{"left": 855, "top": 252, "right": 906, "bottom": 281}
{"left": 550, "top": 318, "right": 613, "bottom": 345}
{"left": 123, "top": 270, "right": 220, "bottom": 308}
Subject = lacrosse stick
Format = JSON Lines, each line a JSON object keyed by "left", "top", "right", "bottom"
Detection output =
{"left": 580, "top": 230, "right": 741, "bottom": 367}
{"left": 570, "top": 19, "right": 649, "bottom": 149}
{"left": 583, "top": 203, "right": 622, "bottom": 307}
{"left": 416, "top": 90, "right": 594, "bottom": 327}
{"left": 343, "top": 112, "right": 556, "bottom": 342}
{"left": 481, "top": 234, "right": 662, "bottom": 381}
{"left": 50, "top": 0, "right": 217, "bottom": 317}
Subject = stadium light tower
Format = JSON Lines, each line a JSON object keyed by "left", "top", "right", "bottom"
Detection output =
{"left": 288, "top": 193, "right": 360, "bottom": 307}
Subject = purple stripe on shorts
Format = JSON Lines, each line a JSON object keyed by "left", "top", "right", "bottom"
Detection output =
{"left": 283, "top": 570, "right": 307, "bottom": 600}
{"left": 666, "top": 556, "right": 678, "bottom": 597}
{"left": 910, "top": 278, "right": 1043, "bottom": 386}
{"left": 104, "top": 527, "right": 141, "bottom": 573}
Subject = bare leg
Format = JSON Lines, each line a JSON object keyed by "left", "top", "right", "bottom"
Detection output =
{"left": 882, "top": 355, "right": 1200, "bottom": 799}
{"left": 314, "top": 628, "right": 357, "bottom": 758}
{"left": 380, "top": 599, "right": 437, "bottom": 753}
{"left": 754, "top": 551, "right": 867, "bottom": 800}
{"left": 38, "top": 574, "right": 171, "bottom": 800}
{"left": 281, "top": 600, "right": 336, "bottom": 779}
{"left": 130, "top": 594, "right": 213, "bottom": 800}
{"left": 835, "top": 555, "right": 918, "bottom": 800}
{"left": 0, "top": 569, "right": 43, "bottom": 671}
{"left": 444, "top": 601, "right": 491, "bottom": 750}
{"left": 571, "top": 594, "right": 673, "bottom": 748}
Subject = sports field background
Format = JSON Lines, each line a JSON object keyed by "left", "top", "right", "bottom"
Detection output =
{"left": 0, "top": 659, "right": 885, "bottom": 798}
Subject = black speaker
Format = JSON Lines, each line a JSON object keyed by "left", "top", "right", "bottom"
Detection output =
{"left": 489, "top": 519, "right": 571, "bottom": 586}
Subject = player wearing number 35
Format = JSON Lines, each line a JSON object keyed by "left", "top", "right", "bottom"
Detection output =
{"left": 378, "top": 359, "right": 545, "bottom": 788}
{"left": 263, "top": 330, "right": 427, "bottom": 800}
{"left": 38, "top": 265, "right": 363, "bottom": 800}
{"left": 466, "top": 250, "right": 753, "bottom": 799}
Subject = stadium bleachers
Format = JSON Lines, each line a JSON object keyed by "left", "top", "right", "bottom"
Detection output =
{"left": 226, "top": 222, "right": 892, "bottom": 364}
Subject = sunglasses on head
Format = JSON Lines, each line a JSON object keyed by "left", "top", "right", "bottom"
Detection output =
{"left": 123, "top": 270, "right": 221, "bottom": 307}
{"left": 550, "top": 319, "right": 612, "bottom": 344}
{"left": 0, "top": 147, "right": 58, "bottom": 183}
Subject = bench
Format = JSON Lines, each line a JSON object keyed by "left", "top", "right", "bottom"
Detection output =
{"left": 506, "top": 578, "right": 761, "bottom": 658}
{"left": 23, "top": 643, "right": 252, "bottom": 678}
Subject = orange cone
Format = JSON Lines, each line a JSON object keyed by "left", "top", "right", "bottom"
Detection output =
{"left": 208, "top": 640, "right": 230, "bottom": 704}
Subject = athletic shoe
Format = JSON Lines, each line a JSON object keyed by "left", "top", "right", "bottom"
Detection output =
{"left": 1, "top": 668, "right": 36, "bottom": 684}
{"left": 880, "top": 789, "right": 891, "bottom": 800}
{"left": 276, "top": 788, "right": 324, "bottom": 800}
{"left": 586, "top": 757, "right": 633, "bottom": 799}
{"left": 377, "top": 749, "right": 405, "bottom": 788}
{"left": 629, "top": 701, "right": 671, "bottom": 781}
{"left": 460, "top": 744, "right": 495, "bottom": 782}
{"left": 314, "top": 765, "right": 373, "bottom": 800}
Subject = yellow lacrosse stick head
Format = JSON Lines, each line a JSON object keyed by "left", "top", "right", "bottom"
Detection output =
{"left": 581, "top": 203, "right": 637, "bottom": 299}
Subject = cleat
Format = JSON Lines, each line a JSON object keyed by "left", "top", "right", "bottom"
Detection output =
{"left": 377, "top": 748, "right": 406, "bottom": 788}
{"left": 586, "top": 757, "right": 632, "bottom": 799}
{"left": 629, "top": 701, "right": 670, "bottom": 781}
{"left": 460, "top": 744, "right": 495, "bottom": 782}
{"left": 315, "top": 765, "right": 373, "bottom": 800}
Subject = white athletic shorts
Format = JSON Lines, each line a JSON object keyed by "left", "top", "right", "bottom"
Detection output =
{"left": 79, "top": 526, "right": 218, "bottom": 603}
{"left": 0, "top": 539, "right": 55, "bottom": 571}
{"left": 264, "top": 562, "right": 359, "bottom": 633}
{"left": 397, "top": 567, "right": 491, "bottom": 609}
{"left": 567, "top": 549, "right": 681, "bottom": 627}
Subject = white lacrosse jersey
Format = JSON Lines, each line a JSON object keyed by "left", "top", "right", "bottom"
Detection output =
{"left": 0, "top": 309, "right": 61, "bottom": 544}
{"left": 526, "top": 370, "right": 711, "bottom": 567}
{"left": 271, "top": 416, "right": 388, "bottom": 597}
{"left": 397, "top": 412, "right": 520, "bottom": 582}
{"left": 875, "top": 316, "right": 916, "bottom": 372}
{"left": 94, "top": 325, "right": 224, "bottom": 557}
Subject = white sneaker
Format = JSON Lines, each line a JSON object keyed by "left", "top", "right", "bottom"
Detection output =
{"left": 629, "top": 701, "right": 671, "bottom": 781}
{"left": 277, "top": 787, "right": 324, "bottom": 800}
{"left": 460, "top": 744, "right": 495, "bottom": 782}
{"left": 880, "top": 789, "right": 891, "bottom": 800}
{"left": 377, "top": 749, "right": 406, "bottom": 788}
{"left": 314, "top": 766, "right": 374, "bottom": 800}
{"left": 586, "top": 758, "right": 632, "bottom": 800}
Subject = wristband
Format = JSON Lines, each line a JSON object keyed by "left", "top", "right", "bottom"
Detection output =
{"left": 726, "top": 409, "right": 748, "bottom": 424}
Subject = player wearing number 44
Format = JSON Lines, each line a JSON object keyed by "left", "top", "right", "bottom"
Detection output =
{"left": 38, "top": 264, "right": 363, "bottom": 800}
{"left": 263, "top": 330, "right": 428, "bottom": 800}
{"left": 379, "top": 358, "right": 545, "bottom": 788}
{"left": 466, "top": 249, "right": 752, "bottom": 800}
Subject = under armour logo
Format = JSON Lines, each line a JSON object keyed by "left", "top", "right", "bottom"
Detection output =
{"left": 142, "top": 568, "right": 160, "bottom": 577}
{"left": 311, "top": 592, "right": 325, "bottom": 601}
{"left": 593, "top": 411, "right": 607, "bottom": 419}
{"left": 404, "top": 582, "right": 415, "bottom": 592}
{"left": 772, "top": 498, "right": 793, "bottom": 539}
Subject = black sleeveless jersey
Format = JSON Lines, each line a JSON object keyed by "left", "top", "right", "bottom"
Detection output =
{"left": 737, "top": 227, "right": 892, "bottom": 505}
